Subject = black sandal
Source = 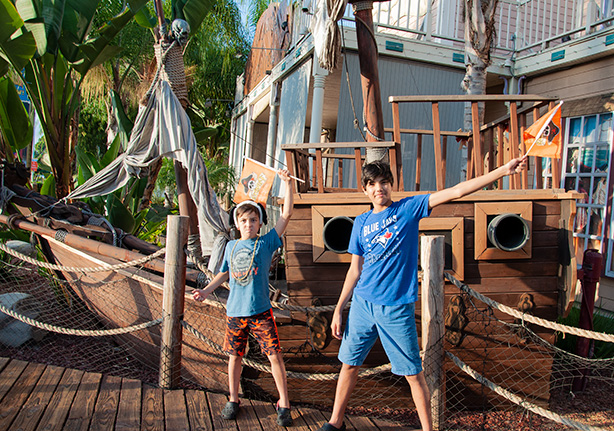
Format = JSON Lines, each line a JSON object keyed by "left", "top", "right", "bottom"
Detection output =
{"left": 221, "top": 401, "right": 240, "bottom": 420}
{"left": 317, "top": 423, "right": 346, "bottom": 431}
{"left": 276, "top": 401, "right": 293, "bottom": 426}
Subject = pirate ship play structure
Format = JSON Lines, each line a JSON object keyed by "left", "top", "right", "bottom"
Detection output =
{"left": 3, "top": 0, "right": 611, "bottom": 416}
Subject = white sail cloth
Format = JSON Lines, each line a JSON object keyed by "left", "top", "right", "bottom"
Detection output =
{"left": 67, "top": 80, "right": 230, "bottom": 272}
{"left": 311, "top": 0, "right": 348, "bottom": 72}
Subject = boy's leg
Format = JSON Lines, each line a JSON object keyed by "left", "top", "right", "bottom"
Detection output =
{"left": 267, "top": 351, "right": 290, "bottom": 408}
{"left": 327, "top": 363, "right": 360, "bottom": 428}
{"left": 228, "top": 355, "right": 242, "bottom": 402}
{"left": 405, "top": 372, "right": 433, "bottom": 431}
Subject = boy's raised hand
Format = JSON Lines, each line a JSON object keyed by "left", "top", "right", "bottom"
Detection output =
{"left": 503, "top": 155, "right": 528, "bottom": 176}
{"left": 277, "top": 169, "right": 291, "bottom": 183}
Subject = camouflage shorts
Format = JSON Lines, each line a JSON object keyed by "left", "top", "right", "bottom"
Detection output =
{"left": 224, "top": 308, "right": 281, "bottom": 356}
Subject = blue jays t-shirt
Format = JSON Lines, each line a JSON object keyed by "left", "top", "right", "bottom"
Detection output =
{"left": 348, "top": 194, "right": 431, "bottom": 305}
{"left": 220, "top": 229, "right": 282, "bottom": 317}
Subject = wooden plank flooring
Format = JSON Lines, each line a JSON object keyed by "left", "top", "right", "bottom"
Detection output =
{"left": 0, "top": 358, "right": 414, "bottom": 430}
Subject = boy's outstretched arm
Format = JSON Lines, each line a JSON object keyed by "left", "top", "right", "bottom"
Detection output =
{"left": 331, "top": 254, "right": 364, "bottom": 340}
{"left": 193, "top": 271, "right": 229, "bottom": 301}
{"left": 428, "top": 156, "right": 527, "bottom": 209}
{"left": 275, "top": 169, "right": 294, "bottom": 236}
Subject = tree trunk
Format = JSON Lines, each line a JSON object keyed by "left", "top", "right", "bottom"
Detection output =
{"left": 461, "top": 0, "right": 499, "bottom": 179}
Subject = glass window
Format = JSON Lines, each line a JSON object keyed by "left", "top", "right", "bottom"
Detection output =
{"left": 561, "top": 113, "right": 612, "bottom": 270}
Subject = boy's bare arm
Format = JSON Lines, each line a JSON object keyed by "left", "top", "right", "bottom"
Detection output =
{"left": 331, "top": 254, "right": 364, "bottom": 340}
{"left": 275, "top": 169, "right": 294, "bottom": 236}
{"left": 428, "top": 156, "right": 527, "bottom": 209}
{"left": 193, "top": 271, "right": 229, "bottom": 301}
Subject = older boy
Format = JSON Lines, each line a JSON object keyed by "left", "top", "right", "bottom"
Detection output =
{"left": 318, "top": 157, "right": 527, "bottom": 431}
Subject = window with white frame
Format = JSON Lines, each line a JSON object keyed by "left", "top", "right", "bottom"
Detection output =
{"left": 561, "top": 112, "right": 613, "bottom": 269}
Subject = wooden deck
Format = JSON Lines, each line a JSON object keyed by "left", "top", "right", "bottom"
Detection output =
{"left": 0, "top": 357, "right": 413, "bottom": 430}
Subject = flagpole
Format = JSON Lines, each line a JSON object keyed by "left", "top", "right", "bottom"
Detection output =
{"left": 525, "top": 101, "right": 564, "bottom": 155}
{"left": 243, "top": 156, "right": 306, "bottom": 183}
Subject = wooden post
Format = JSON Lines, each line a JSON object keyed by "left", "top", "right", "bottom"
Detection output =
{"left": 421, "top": 235, "right": 445, "bottom": 429}
{"left": 351, "top": 1, "right": 387, "bottom": 164}
{"left": 432, "top": 102, "right": 444, "bottom": 190}
{"left": 159, "top": 215, "right": 189, "bottom": 389}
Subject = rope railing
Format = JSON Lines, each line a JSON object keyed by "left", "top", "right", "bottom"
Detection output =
{"left": 3, "top": 240, "right": 343, "bottom": 314}
{"left": 0, "top": 241, "right": 166, "bottom": 273}
{"left": 444, "top": 272, "right": 614, "bottom": 344}
{"left": 0, "top": 299, "right": 162, "bottom": 337}
{"left": 447, "top": 351, "right": 608, "bottom": 431}
{"left": 181, "top": 320, "right": 391, "bottom": 380}
{"left": 190, "top": 255, "right": 342, "bottom": 313}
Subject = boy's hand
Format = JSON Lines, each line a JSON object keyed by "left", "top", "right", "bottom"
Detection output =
{"left": 277, "top": 169, "right": 291, "bottom": 183}
{"left": 331, "top": 311, "right": 344, "bottom": 340}
{"left": 504, "top": 155, "right": 528, "bottom": 176}
{"left": 192, "top": 289, "right": 207, "bottom": 302}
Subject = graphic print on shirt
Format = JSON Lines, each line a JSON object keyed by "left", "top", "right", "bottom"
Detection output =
{"left": 231, "top": 245, "right": 258, "bottom": 285}
{"left": 363, "top": 214, "right": 399, "bottom": 263}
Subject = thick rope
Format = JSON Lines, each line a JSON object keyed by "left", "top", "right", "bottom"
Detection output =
{"left": 191, "top": 258, "right": 341, "bottom": 313}
{"left": 444, "top": 272, "right": 614, "bottom": 343}
{"left": 0, "top": 241, "right": 166, "bottom": 273}
{"left": 181, "top": 320, "right": 391, "bottom": 380}
{"left": 447, "top": 351, "right": 607, "bottom": 431}
{"left": 0, "top": 300, "right": 162, "bottom": 337}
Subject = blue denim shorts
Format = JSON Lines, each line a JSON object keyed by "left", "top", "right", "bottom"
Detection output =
{"left": 338, "top": 294, "right": 422, "bottom": 376}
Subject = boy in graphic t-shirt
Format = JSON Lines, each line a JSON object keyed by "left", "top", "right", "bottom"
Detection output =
{"left": 317, "top": 157, "right": 527, "bottom": 431}
{"left": 193, "top": 169, "right": 294, "bottom": 427}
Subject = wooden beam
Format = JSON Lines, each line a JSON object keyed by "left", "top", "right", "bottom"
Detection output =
{"left": 421, "top": 235, "right": 445, "bottom": 429}
{"left": 533, "top": 106, "right": 544, "bottom": 189}
{"left": 316, "top": 149, "right": 324, "bottom": 193}
{"left": 509, "top": 102, "right": 520, "bottom": 189}
{"left": 416, "top": 134, "right": 422, "bottom": 191}
{"left": 471, "top": 102, "right": 483, "bottom": 177}
{"left": 432, "top": 102, "right": 444, "bottom": 190}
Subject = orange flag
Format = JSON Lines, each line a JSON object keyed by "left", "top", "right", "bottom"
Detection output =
{"left": 524, "top": 101, "right": 563, "bottom": 158}
{"left": 233, "top": 157, "right": 277, "bottom": 205}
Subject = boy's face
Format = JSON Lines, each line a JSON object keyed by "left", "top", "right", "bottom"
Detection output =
{"left": 237, "top": 210, "right": 261, "bottom": 239}
{"left": 363, "top": 176, "right": 393, "bottom": 209}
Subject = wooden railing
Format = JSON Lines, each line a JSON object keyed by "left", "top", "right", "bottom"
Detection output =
{"left": 281, "top": 141, "right": 399, "bottom": 193}
{"left": 282, "top": 95, "right": 563, "bottom": 194}
{"left": 388, "top": 95, "right": 559, "bottom": 191}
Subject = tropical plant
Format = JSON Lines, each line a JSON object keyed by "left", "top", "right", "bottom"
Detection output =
{"left": 0, "top": 0, "right": 150, "bottom": 198}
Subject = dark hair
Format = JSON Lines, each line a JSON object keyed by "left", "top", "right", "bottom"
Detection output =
{"left": 230, "top": 201, "right": 268, "bottom": 227}
{"left": 361, "top": 161, "right": 394, "bottom": 188}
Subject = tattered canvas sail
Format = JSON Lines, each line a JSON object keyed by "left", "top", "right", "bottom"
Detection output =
{"left": 67, "top": 80, "right": 230, "bottom": 271}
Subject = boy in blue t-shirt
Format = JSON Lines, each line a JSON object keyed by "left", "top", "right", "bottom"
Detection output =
{"left": 193, "top": 169, "right": 294, "bottom": 427}
{"left": 318, "top": 157, "right": 527, "bottom": 431}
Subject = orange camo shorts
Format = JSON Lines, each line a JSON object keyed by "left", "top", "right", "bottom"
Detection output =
{"left": 224, "top": 308, "right": 281, "bottom": 356}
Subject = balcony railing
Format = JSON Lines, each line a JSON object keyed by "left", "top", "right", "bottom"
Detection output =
{"left": 329, "top": 0, "right": 614, "bottom": 58}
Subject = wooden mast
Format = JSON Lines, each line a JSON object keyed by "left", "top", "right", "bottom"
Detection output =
{"left": 152, "top": 0, "right": 201, "bottom": 252}
{"left": 348, "top": 1, "right": 402, "bottom": 187}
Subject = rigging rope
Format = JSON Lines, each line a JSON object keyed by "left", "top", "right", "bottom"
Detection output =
{"left": 447, "top": 351, "right": 608, "bottom": 431}
{"left": 0, "top": 242, "right": 166, "bottom": 273}
{"left": 0, "top": 299, "right": 162, "bottom": 337}
{"left": 445, "top": 272, "right": 614, "bottom": 343}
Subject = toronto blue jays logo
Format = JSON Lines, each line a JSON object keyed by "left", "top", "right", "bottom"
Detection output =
{"left": 373, "top": 229, "right": 394, "bottom": 248}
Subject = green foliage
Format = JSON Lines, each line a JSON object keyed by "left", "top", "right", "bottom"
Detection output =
{"left": 0, "top": 76, "right": 32, "bottom": 159}
{"left": 78, "top": 101, "right": 108, "bottom": 159}
{"left": 556, "top": 304, "right": 614, "bottom": 359}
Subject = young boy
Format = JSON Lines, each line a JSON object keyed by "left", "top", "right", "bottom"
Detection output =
{"left": 193, "top": 169, "right": 294, "bottom": 427}
{"left": 318, "top": 157, "right": 527, "bottom": 431}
